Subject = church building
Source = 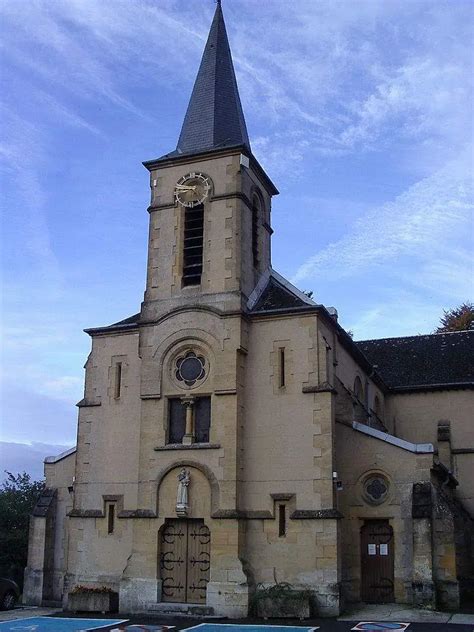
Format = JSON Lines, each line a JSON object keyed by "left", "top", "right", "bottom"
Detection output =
{"left": 24, "top": 1, "right": 474, "bottom": 618}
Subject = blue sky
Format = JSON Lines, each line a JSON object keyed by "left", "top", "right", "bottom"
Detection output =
{"left": 1, "top": 0, "right": 473, "bottom": 480}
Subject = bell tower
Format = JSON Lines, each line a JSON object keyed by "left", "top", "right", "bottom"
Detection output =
{"left": 141, "top": 1, "right": 278, "bottom": 321}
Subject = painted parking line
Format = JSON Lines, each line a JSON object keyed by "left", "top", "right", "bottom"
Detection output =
{"left": 183, "top": 626, "right": 319, "bottom": 632}
{"left": 109, "top": 626, "right": 176, "bottom": 631}
{"left": 0, "top": 617, "right": 129, "bottom": 631}
{"left": 110, "top": 627, "right": 175, "bottom": 631}
{"left": 351, "top": 623, "right": 410, "bottom": 631}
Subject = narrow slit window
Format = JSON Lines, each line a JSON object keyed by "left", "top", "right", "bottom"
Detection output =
{"left": 107, "top": 503, "right": 115, "bottom": 534}
{"left": 182, "top": 204, "right": 204, "bottom": 286}
{"left": 114, "top": 363, "right": 122, "bottom": 399}
{"left": 278, "top": 504, "right": 286, "bottom": 537}
{"left": 279, "top": 348, "right": 286, "bottom": 388}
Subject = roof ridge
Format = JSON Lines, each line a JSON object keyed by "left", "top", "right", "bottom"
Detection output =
{"left": 357, "top": 329, "right": 474, "bottom": 343}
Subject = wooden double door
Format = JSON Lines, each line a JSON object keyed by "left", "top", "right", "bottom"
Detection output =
{"left": 160, "top": 519, "right": 210, "bottom": 604}
{"left": 361, "top": 520, "right": 395, "bottom": 603}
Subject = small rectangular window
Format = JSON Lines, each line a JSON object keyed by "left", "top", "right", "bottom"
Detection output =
{"left": 278, "top": 504, "right": 286, "bottom": 537}
{"left": 114, "top": 363, "right": 122, "bottom": 399}
{"left": 107, "top": 503, "right": 115, "bottom": 534}
{"left": 279, "top": 348, "right": 286, "bottom": 388}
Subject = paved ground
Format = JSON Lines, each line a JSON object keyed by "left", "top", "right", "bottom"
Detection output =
{"left": 339, "top": 602, "right": 474, "bottom": 625}
{"left": 1, "top": 607, "right": 474, "bottom": 631}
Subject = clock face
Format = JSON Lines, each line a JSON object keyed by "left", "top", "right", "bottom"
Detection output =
{"left": 175, "top": 172, "right": 211, "bottom": 207}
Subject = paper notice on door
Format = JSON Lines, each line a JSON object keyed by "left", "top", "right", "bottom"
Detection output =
{"left": 380, "top": 543, "right": 388, "bottom": 555}
{"left": 368, "top": 544, "right": 376, "bottom": 555}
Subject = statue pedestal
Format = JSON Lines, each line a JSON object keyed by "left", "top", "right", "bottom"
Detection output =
{"left": 176, "top": 504, "right": 188, "bottom": 517}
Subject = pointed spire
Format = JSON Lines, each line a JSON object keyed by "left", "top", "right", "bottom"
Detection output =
{"left": 176, "top": 1, "right": 250, "bottom": 155}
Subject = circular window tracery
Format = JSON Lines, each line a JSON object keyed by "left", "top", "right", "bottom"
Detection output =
{"left": 175, "top": 351, "right": 206, "bottom": 387}
{"left": 363, "top": 474, "right": 389, "bottom": 505}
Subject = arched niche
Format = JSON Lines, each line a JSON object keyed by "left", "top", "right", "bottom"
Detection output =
{"left": 156, "top": 461, "right": 219, "bottom": 518}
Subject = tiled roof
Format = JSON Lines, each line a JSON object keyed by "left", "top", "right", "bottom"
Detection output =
{"left": 248, "top": 269, "right": 316, "bottom": 314}
{"left": 356, "top": 330, "right": 474, "bottom": 390}
{"left": 84, "top": 313, "right": 140, "bottom": 335}
{"left": 251, "top": 277, "right": 310, "bottom": 312}
{"left": 173, "top": 1, "right": 250, "bottom": 157}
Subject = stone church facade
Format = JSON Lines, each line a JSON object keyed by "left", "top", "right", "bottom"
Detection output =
{"left": 24, "top": 2, "right": 473, "bottom": 618}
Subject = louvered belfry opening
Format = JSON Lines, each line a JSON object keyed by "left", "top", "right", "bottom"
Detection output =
{"left": 182, "top": 204, "right": 204, "bottom": 286}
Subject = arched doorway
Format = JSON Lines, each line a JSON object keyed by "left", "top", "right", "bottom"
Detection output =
{"left": 159, "top": 519, "right": 210, "bottom": 604}
{"left": 360, "top": 520, "right": 394, "bottom": 603}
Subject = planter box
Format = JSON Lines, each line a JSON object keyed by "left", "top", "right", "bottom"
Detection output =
{"left": 256, "top": 595, "right": 310, "bottom": 619}
{"left": 68, "top": 591, "right": 119, "bottom": 613}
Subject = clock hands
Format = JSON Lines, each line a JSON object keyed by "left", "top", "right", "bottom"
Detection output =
{"left": 175, "top": 184, "right": 197, "bottom": 192}
{"left": 175, "top": 173, "right": 211, "bottom": 207}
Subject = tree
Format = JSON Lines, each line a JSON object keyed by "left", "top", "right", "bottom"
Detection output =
{"left": 0, "top": 472, "right": 44, "bottom": 588}
{"left": 435, "top": 302, "right": 474, "bottom": 333}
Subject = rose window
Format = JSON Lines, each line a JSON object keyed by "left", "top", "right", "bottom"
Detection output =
{"left": 363, "top": 475, "right": 389, "bottom": 505}
{"left": 175, "top": 351, "right": 206, "bottom": 387}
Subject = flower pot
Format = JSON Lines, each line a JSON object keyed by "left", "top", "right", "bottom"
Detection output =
{"left": 68, "top": 591, "right": 119, "bottom": 613}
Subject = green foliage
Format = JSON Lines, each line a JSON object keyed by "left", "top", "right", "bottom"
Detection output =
{"left": 435, "top": 302, "right": 474, "bottom": 332}
{"left": 0, "top": 472, "right": 44, "bottom": 588}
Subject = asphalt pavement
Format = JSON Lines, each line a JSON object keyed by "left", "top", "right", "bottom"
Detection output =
{"left": 2, "top": 609, "right": 474, "bottom": 632}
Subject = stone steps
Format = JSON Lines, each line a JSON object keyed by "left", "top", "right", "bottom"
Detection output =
{"left": 41, "top": 600, "right": 63, "bottom": 608}
{"left": 146, "top": 602, "right": 215, "bottom": 617}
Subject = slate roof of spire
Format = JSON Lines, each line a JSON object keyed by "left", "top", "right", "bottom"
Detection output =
{"left": 171, "top": 1, "right": 250, "bottom": 158}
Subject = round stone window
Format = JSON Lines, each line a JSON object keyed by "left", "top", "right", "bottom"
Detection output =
{"left": 363, "top": 475, "right": 389, "bottom": 505}
{"left": 175, "top": 351, "right": 206, "bottom": 387}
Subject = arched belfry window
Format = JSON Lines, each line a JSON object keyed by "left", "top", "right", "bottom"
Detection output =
{"left": 252, "top": 194, "right": 261, "bottom": 269}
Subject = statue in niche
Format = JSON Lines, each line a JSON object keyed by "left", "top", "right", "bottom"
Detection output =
{"left": 176, "top": 468, "right": 191, "bottom": 516}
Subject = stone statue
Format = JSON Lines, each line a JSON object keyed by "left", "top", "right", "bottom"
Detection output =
{"left": 176, "top": 468, "right": 190, "bottom": 516}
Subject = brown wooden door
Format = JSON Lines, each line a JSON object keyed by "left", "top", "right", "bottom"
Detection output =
{"left": 361, "top": 520, "right": 394, "bottom": 603}
{"left": 160, "top": 519, "right": 210, "bottom": 604}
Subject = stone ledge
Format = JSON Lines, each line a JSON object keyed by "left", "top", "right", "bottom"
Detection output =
{"left": 76, "top": 399, "right": 101, "bottom": 408}
{"left": 290, "top": 509, "right": 343, "bottom": 520}
{"left": 69, "top": 508, "right": 157, "bottom": 519}
{"left": 68, "top": 509, "right": 104, "bottom": 518}
{"left": 211, "top": 509, "right": 273, "bottom": 520}
{"left": 118, "top": 509, "right": 157, "bottom": 519}
{"left": 352, "top": 421, "right": 434, "bottom": 453}
{"left": 302, "top": 382, "right": 338, "bottom": 394}
{"left": 154, "top": 443, "right": 221, "bottom": 451}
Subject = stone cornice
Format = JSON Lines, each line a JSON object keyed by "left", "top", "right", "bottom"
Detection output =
{"left": 118, "top": 509, "right": 157, "bottom": 519}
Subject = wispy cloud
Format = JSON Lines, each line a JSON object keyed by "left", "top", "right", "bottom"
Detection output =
{"left": 0, "top": 0, "right": 472, "bottom": 451}
{"left": 292, "top": 150, "right": 473, "bottom": 286}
